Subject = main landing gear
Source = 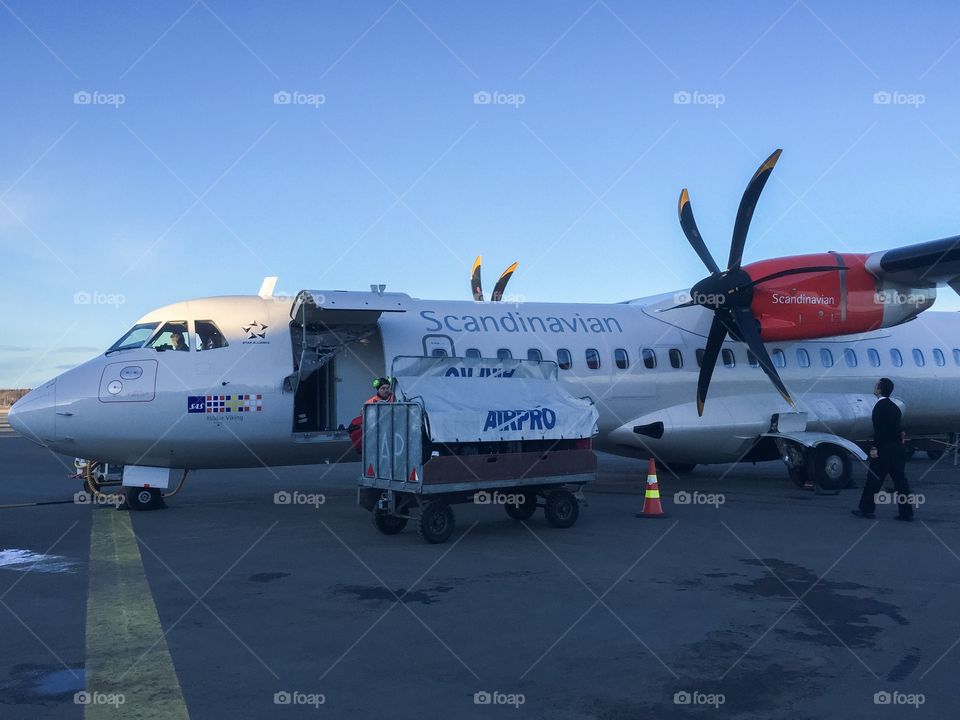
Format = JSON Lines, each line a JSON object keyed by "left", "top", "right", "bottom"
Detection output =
{"left": 778, "top": 442, "right": 853, "bottom": 492}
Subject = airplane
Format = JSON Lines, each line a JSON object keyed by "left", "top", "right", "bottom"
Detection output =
{"left": 9, "top": 150, "right": 960, "bottom": 510}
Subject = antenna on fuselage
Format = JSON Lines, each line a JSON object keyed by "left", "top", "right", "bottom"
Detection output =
{"left": 258, "top": 277, "right": 278, "bottom": 298}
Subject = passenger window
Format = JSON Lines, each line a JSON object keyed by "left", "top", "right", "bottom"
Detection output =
{"left": 844, "top": 348, "right": 857, "bottom": 368}
{"left": 747, "top": 351, "right": 759, "bottom": 368}
{"left": 465, "top": 348, "right": 481, "bottom": 358}
{"left": 867, "top": 348, "right": 880, "bottom": 367}
{"left": 954, "top": 349, "right": 960, "bottom": 366}
{"left": 669, "top": 348, "right": 683, "bottom": 369}
{"left": 772, "top": 349, "right": 786, "bottom": 368}
{"left": 557, "top": 349, "right": 572, "bottom": 370}
{"left": 641, "top": 348, "right": 657, "bottom": 369}
{"left": 148, "top": 321, "right": 190, "bottom": 352}
{"left": 432, "top": 348, "right": 449, "bottom": 357}
{"left": 933, "top": 348, "right": 945, "bottom": 367}
{"left": 496, "top": 348, "right": 512, "bottom": 361}
{"left": 890, "top": 348, "right": 903, "bottom": 367}
{"left": 796, "top": 348, "right": 810, "bottom": 368}
{"left": 912, "top": 348, "right": 925, "bottom": 367}
{"left": 722, "top": 349, "right": 735, "bottom": 368}
{"left": 585, "top": 348, "right": 601, "bottom": 370}
{"left": 527, "top": 348, "right": 542, "bottom": 362}
{"left": 614, "top": 348, "right": 629, "bottom": 370}
{"left": 695, "top": 349, "right": 705, "bottom": 367}
{"left": 195, "top": 320, "right": 229, "bottom": 351}
{"left": 820, "top": 348, "right": 834, "bottom": 368}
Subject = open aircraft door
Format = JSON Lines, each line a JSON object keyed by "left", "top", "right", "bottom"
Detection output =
{"left": 286, "top": 290, "right": 408, "bottom": 433}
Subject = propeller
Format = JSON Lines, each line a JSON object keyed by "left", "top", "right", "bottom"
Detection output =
{"left": 471, "top": 256, "right": 484, "bottom": 301}
{"left": 671, "top": 149, "right": 841, "bottom": 416}
{"left": 491, "top": 262, "right": 518, "bottom": 302}
{"left": 471, "top": 256, "right": 519, "bottom": 302}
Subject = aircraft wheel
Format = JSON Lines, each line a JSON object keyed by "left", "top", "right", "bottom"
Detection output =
{"left": 373, "top": 511, "right": 407, "bottom": 535}
{"left": 927, "top": 449, "right": 943, "bottom": 461}
{"left": 125, "top": 487, "right": 165, "bottom": 511}
{"left": 418, "top": 502, "right": 455, "bottom": 544}
{"left": 905, "top": 443, "right": 917, "bottom": 460}
{"left": 806, "top": 445, "right": 852, "bottom": 491}
{"left": 504, "top": 491, "right": 537, "bottom": 520}
{"left": 544, "top": 490, "right": 579, "bottom": 528}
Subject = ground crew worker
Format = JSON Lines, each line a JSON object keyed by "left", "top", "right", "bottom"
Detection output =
{"left": 853, "top": 377, "right": 914, "bottom": 521}
{"left": 366, "top": 377, "right": 396, "bottom": 404}
{"left": 349, "top": 378, "right": 396, "bottom": 453}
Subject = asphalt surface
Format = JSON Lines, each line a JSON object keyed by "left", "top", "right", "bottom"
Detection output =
{"left": 1, "top": 428, "right": 959, "bottom": 719}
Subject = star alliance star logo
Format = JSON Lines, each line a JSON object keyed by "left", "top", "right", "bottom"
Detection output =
{"left": 242, "top": 321, "right": 268, "bottom": 341}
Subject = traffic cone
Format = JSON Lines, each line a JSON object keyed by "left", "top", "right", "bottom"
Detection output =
{"left": 635, "top": 459, "right": 667, "bottom": 518}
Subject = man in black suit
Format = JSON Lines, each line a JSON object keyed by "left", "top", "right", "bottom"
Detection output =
{"left": 853, "top": 378, "right": 914, "bottom": 521}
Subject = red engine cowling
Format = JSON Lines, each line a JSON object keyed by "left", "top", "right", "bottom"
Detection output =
{"left": 744, "top": 253, "right": 935, "bottom": 341}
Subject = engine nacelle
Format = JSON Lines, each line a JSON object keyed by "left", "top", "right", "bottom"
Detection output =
{"left": 744, "top": 253, "right": 935, "bottom": 341}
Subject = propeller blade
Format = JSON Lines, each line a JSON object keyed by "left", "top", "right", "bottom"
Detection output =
{"left": 491, "top": 262, "right": 518, "bottom": 302}
{"left": 696, "top": 314, "right": 730, "bottom": 416}
{"left": 728, "top": 149, "right": 782, "bottom": 270}
{"left": 471, "top": 255, "right": 484, "bottom": 302}
{"left": 678, "top": 189, "right": 721, "bottom": 274}
{"left": 730, "top": 306, "right": 795, "bottom": 408}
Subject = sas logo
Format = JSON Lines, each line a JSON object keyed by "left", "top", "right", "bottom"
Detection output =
{"left": 483, "top": 408, "right": 556, "bottom": 432}
{"left": 188, "top": 395, "right": 263, "bottom": 413}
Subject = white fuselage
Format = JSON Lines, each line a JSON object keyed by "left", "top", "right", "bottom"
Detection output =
{"left": 10, "top": 290, "right": 960, "bottom": 469}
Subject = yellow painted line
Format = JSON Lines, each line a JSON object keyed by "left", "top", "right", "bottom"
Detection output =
{"left": 85, "top": 510, "right": 190, "bottom": 719}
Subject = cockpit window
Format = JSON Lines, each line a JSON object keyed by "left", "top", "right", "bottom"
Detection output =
{"left": 195, "top": 320, "right": 229, "bottom": 351}
{"left": 107, "top": 322, "right": 159, "bottom": 352}
{"left": 148, "top": 321, "right": 190, "bottom": 352}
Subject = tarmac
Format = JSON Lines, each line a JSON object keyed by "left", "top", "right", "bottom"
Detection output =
{"left": 1, "top": 419, "right": 958, "bottom": 718}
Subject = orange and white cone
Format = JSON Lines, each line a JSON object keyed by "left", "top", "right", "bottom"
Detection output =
{"left": 636, "top": 458, "right": 667, "bottom": 518}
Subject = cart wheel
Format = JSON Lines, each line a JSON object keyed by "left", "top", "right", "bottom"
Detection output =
{"left": 418, "top": 502, "right": 455, "bottom": 544}
{"left": 504, "top": 491, "right": 537, "bottom": 520}
{"left": 125, "top": 487, "right": 164, "bottom": 511}
{"left": 373, "top": 511, "right": 408, "bottom": 535}
{"left": 544, "top": 490, "right": 579, "bottom": 528}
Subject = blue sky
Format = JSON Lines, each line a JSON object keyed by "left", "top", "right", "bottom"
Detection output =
{"left": 3, "top": 0, "right": 960, "bottom": 387}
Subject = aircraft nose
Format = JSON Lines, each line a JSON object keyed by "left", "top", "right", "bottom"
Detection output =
{"left": 8, "top": 381, "right": 56, "bottom": 446}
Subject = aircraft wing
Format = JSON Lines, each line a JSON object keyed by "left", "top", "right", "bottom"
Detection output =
{"left": 866, "top": 235, "right": 960, "bottom": 288}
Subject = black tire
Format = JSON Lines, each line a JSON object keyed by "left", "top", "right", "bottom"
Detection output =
{"left": 905, "top": 444, "right": 917, "bottom": 460}
{"left": 927, "top": 449, "right": 943, "bottom": 461}
{"left": 806, "top": 445, "right": 853, "bottom": 491}
{"left": 373, "top": 511, "right": 407, "bottom": 535}
{"left": 125, "top": 487, "right": 164, "bottom": 511}
{"left": 504, "top": 491, "right": 537, "bottom": 520}
{"left": 544, "top": 490, "right": 579, "bottom": 528}
{"left": 418, "top": 502, "right": 455, "bottom": 544}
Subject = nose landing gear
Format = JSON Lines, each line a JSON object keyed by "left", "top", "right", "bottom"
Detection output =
{"left": 72, "top": 459, "right": 189, "bottom": 511}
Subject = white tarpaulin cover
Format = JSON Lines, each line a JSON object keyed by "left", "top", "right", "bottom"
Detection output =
{"left": 392, "top": 355, "right": 558, "bottom": 381}
{"left": 391, "top": 356, "right": 598, "bottom": 443}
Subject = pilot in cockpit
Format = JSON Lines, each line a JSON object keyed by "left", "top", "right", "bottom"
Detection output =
{"left": 170, "top": 331, "right": 189, "bottom": 351}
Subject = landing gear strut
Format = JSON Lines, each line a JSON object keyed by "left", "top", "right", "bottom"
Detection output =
{"left": 72, "top": 459, "right": 189, "bottom": 510}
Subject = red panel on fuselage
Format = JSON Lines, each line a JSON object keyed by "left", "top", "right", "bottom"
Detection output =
{"left": 746, "top": 253, "right": 883, "bottom": 341}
